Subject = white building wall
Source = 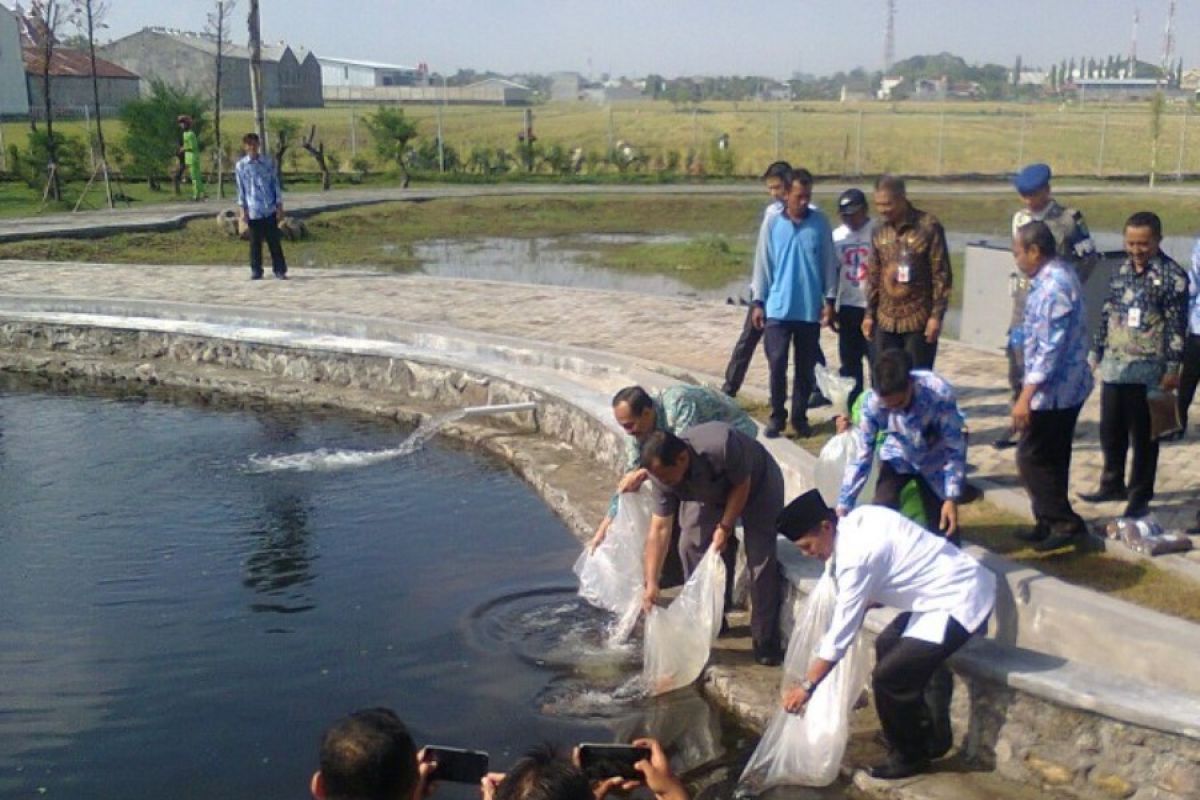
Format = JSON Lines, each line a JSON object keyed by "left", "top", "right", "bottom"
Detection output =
{"left": 319, "top": 60, "right": 379, "bottom": 88}
{"left": 0, "top": 5, "right": 29, "bottom": 117}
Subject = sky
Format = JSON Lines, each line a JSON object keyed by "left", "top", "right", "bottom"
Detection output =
{"left": 86, "top": 1, "right": 1200, "bottom": 79}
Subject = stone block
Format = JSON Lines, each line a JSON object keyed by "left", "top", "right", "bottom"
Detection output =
{"left": 1025, "top": 754, "right": 1075, "bottom": 786}
{"left": 1091, "top": 771, "right": 1137, "bottom": 799}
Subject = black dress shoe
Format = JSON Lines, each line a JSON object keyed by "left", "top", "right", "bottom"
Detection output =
{"left": 1014, "top": 525, "right": 1049, "bottom": 543}
{"left": 867, "top": 754, "right": 930, "bottom": 780}
{"left": 764, "top": 422, "right": 783, "bottom": 439}
{"left": 1033, "top": 530, "right": 1083, "bottom": 552}
{"left": 1123, "top": 503, "right": 1151, "bottom": 519}
{"left": 752, "top": 641, "right": 782, "bottom": 667}
{"left": 1079, "top": 487, "right": 1128, "bottom": 503}
{"left": 991, "top": 436, "right": 1018, "bottom": 450}
{"left": 791, "top": 421, "right": 814, "bottom": 438}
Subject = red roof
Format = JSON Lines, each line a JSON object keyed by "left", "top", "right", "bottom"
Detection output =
{"left": 22, "top": 45, "right": 139, "bottom": 80}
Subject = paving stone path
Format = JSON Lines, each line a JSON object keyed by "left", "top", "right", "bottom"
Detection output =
{"left": 0, "top": 258, "right": 1196, "bottom": 536}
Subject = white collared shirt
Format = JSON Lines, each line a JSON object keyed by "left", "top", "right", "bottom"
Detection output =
{"left": 817, "top": 505, "right": 996, "bottom": 662}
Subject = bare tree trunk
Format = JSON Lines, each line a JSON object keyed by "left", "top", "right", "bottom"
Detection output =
{"left": 212, "top": 1, "right": 229, "bottom": 199}
{"left": 83, "top": 0, "right": 112, "bottom": 208}
{"left": 302, "top": 125, "right": 331, "bottom": 190}
{"left": 40, "top": 3, "right": 61, "bottom": 201}
{"left": 247, "top": 0, "right": 266, "bottom": 149}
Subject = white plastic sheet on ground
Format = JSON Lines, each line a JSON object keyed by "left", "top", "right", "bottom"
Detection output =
{"left": 573, "top": 488, "right": 654, "bottom": 643}
{"left": 813, "top": 431, "right": 879, "bottom": 509}
{"left": 642, "top": 548, "right": 726, "bottom": 696}
{"left": 736, "top": 570, "right": 869, "bottom": 794}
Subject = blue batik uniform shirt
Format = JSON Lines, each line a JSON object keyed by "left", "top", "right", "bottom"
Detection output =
{"left": 1189, "top": 240, "right": 1200, "bottom": 335}
{"left": 755, "top": 206, "right": 837, "bottom": 322}
{"left": 235, "top": 154, "right": 283, "bottom": 220}
{"left": 1022, "top": 259, "right": 1094, "bottom": 410}
{"left": 838, "top": 371, "right": 967, "bottom": 510}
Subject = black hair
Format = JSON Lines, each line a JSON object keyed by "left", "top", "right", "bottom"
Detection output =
{"left": 1015, "top": 220, "right": 1057, "bottom": 258}
{"left": 639, "top": 429, "right": 688, "bottom": 469}
{"left": 790, "top": 167, "right": 813, "bottom": 188}
{"left": 612, "top": 386, "right": 653, "bottom": 415}
{"left": 872, "top": 349, "right": 914, "bottom": 396}
{"left": 243, "top": 132, "right": 261, "bottom": 144}
{"left": 761, "top": 160, "right": 792, "bottom": 181}
{"left": 1124, "top": 211, "right": 1162, "bottom": 240}
{"left": 494, "top": 745, "right": 592, "bottom": 800}
{"left": 318, "top": 708, "right": 417, "bottom": 800}
{"left": 874, "top": 173, "right": 907, "bottom": 197}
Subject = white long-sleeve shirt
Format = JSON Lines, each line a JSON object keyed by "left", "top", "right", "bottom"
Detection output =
{"left": 817, "top": 505, "right": 996, "bottom": 662}
{"left": 750, "top": 200, "right": 784, "bottom": 301}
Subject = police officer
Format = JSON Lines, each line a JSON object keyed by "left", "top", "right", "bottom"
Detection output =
{"left": 994, "top": 163, "right": 1097, "bottom": 449}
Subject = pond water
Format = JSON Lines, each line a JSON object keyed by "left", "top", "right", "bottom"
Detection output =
{"left": 0, "top": 380, "right": 799, "bottom": 800}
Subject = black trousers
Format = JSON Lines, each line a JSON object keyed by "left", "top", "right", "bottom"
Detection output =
{"left": 722, "top": 305, "right": 764, "bottom": 397}
{"left": 247, "top": 215, "right": 288, "bottom": 278}
{"left": 1017, "top": 405, "right": 1087, "bottom": 536}
{"left": 873, "top": 462, "right": 955, "bottom": 544}
{"left": 1179, "top": 333, "right": 1200, "bottom": 434}
{"left": 873, "top": 612, "right": 975, "bottom": 763}
{"left": 1099, "top": 383, "right": 1158, "bottom": 510}
{"left": 875, "top": 328, "right": 938, "bottom": 370}
{"left": 763, "top": 320, "right": 821, "bottom": 428}
{"left": 838, "top": 305, "right": 869, "bottom": 408}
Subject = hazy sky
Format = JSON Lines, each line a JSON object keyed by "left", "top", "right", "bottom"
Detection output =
{"left": 90, "top": 1, "right": 1200, "bottom": 79}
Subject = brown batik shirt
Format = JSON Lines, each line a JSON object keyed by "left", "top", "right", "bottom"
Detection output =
{"left": 866, "top": 205, "right": 953, "bottom": 334}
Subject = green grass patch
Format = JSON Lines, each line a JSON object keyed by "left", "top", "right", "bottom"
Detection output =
{"left": 580, "top": 234, "right": 752, "bottom": 290}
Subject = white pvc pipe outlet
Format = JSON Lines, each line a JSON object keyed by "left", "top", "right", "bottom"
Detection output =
{"left": 458, "top": 401, "right": 539, "bottom": 418}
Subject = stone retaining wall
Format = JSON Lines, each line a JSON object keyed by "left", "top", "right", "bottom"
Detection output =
{"left": 2, "top": 317, "right": 1199, "bottom": 800}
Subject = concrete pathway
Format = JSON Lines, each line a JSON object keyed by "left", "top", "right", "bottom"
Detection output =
{"left": 0, "top": 259, "right": 1196, "bottom": 544}
{"left": 8, "top": 180, "right": 1200, "bottom": 243}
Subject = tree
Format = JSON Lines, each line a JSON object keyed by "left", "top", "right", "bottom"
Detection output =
{"left": 1012, "top": 55, "right": 1022, "bottom": 86}
{"left": 363, "top": 106, "right": 417, "bottom": 184}
{"left": 27, "top": 0, "right": 80, "bottom": 201}
{"left": 1149, "top": 90, "right": 1165, "bottom": 187}
{"left": 119, "top": 80, "right": 206, "bottom": 189}
{"left": 269, "top": 116, "right": 301, "bottom": 186}
{"left": 301, "top": 125, "right": 332, "bottom": 190}
{"left": 1048, "top": 64, "right": 1058, "bottom": 93}
{"left": 72, "top": 0, "right": 113, "bottom": 208}
{"left": 1067, "top": 58, "right": 1076, "bottom": 81}
{"left": 207, "top": 1, "right": 235, "bottom": 198}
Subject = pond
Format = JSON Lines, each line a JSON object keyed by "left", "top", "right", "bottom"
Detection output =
{"left": 0, "top": 379, "right": 797, "bottom": 800}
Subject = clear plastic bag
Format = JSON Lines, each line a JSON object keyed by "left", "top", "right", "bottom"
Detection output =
{"left": 813, "top": 431, "right": 879, "bottom": 509}
{"left": 736, "top": 571, "right": 869, "bottom": 793}
{"left": 574, "top": 488, "right": 653, "bottom": 642}
{"left": 815, "top": 364, "right": 857, "bottom": 419}
{"left": 1105, "top": 514, "right": 1194, "bottom": 556}
{"left": 642, "top": 548, "right": 726, "bottom": 696}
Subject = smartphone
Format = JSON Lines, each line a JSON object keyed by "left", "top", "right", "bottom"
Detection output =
{"left": 423, "top": 746, "right": 489, "bottom": 784}
{"left": 577, "top": 743, "right": 651, "bottom": 781}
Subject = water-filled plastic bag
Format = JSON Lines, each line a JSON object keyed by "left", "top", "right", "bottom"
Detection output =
{"left": 814, "top": 364, "right": 857, "bottom": 419}
{"left": 813, "top": 431, "right": 879, "bottom": 509}
{"left": 574, "top": 488, "right": 653, "bottom": 641}
{"left": 642, "top": 548, "right": 726, "bottom": 695}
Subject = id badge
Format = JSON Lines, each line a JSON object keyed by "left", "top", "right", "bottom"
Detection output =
{"left": 897, "top": 264, "right": 911, "bottom": 284}
{"left": 1127, "top": 307, "right": 1142, "bottom": 329}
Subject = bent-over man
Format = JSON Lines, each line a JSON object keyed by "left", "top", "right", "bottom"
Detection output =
{"left": 640, "top": 422, "right": 784, "bottom": 665}
{"left": 837, "top": 348, "right": 967, "bottom": 543}
{"left": 777, "top": 490, "right": 996, "bottom": 781}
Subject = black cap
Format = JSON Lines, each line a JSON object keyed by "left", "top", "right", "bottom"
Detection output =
{"left": 837, "top": 188, "right": 866, "bottom": 214}
{"left": 776, "top": 489, "right": 831, "bottom": 541}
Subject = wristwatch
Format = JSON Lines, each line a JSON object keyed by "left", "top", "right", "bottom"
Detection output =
{"left": 800, "top": 678, "right": 815, "bottom": 693}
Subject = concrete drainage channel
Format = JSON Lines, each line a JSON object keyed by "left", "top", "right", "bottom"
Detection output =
{"left": 0, "top": 296, "right": 1198, "bottom": 800}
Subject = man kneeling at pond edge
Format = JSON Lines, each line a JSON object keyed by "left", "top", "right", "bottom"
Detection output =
{"left": 778, "top": 490, "right": 995, "bottom": 780}
{"left": 639, "top": 422, "right": 785, "bottom": 665}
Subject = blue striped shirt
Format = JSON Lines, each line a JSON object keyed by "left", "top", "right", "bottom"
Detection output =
{"left": 1190, "top": 239, "right": 1200, "bottom": 335}
{"left": 235, "top": 154, "right": 283, "bottom": 220}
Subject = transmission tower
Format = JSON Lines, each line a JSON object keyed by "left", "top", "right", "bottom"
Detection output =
{"left": 883, "top": 0, "right": 896, "bottom": 73}
{"left": 1129, "top": 7, "right": 1139, "bottom": 76}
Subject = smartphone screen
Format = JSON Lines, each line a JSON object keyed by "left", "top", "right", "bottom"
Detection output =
{"left": 577, "top": 743, "right": 651, "bottom": 781}
{"left": 423, "top": 746, "right": 489, "bottom": 784}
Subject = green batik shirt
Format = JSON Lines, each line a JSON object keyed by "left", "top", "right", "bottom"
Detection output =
{"left": 1091, "top": 253, "right": 1189, "bottom": 387}
{"left": 608, "top": 384, "right": 758, "bottom": 518}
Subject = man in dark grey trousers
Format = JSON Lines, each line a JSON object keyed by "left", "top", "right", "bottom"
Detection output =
{"left": 638, "top": 421, "right": 785, "bottom": 666}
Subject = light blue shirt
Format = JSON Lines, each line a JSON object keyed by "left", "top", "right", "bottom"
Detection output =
{"left": 1190, "top": 239, "right": 1200, "bottom": 335}
{"left": 758, "top": 206, "right": 837, "bottom": 322}
{"left": 838, "top": 371, "right": 967, "bottom": 508}
{"left": 235, "top": 154, "right": 283, "bottom": 220}
{"left": 1022, "top": 260, "right": 1094, "bottom": 410}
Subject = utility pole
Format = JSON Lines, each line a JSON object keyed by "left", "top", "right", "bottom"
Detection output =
{"left": 1129, "top": 7, "right": 1139, "bottom": 76}
{"left": 247, "top": 0, "right": 266, "bottom": 149}
{"left": 436, "top": 72, "right": 446, "bottom": 173}
{"left": 883, "top": 0, "right": 896, "bottom": 73}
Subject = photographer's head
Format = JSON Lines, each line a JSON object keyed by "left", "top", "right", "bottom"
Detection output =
{"left": 312, "top": 708, "right": 420, "bottom": 800}
{"left": 494, "top": 745, "right": 591, "bottom": 800}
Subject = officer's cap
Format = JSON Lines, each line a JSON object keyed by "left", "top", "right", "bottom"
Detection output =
{"left": 777, "top": 489, "right": 832, "bottom": 541}
{"left": 1013, "top": 163, "right": 1052, "bottom": 195}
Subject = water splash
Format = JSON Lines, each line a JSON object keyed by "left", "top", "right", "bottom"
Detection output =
{"left": 246, "top": 409, "right": 467, "bottom": 473}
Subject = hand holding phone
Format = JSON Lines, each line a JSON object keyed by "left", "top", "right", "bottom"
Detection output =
{"left": 577, "top": 743, "right": 652, "bottom": 782}
{"left": 422, "top": 746, "right": 489, "bottom": 784}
